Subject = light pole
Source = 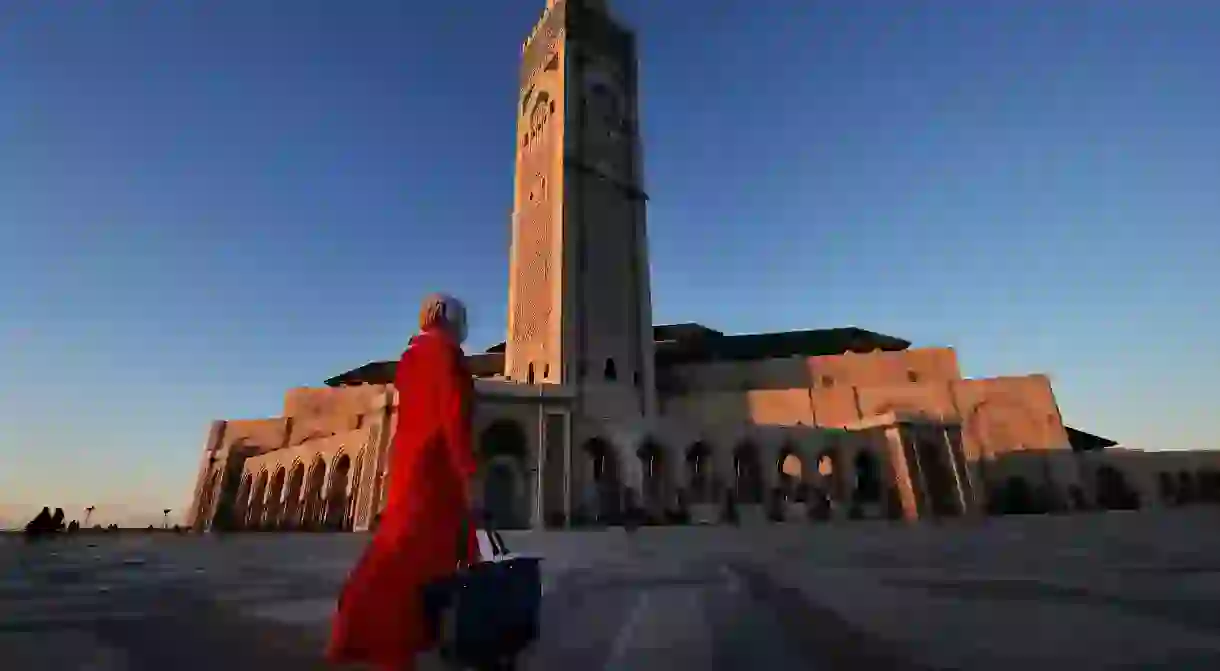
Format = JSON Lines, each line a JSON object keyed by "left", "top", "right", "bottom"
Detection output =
{"left": 162, "top": 509, "right": 171, "bottom": 529}
{"left": 84, "top": 506, "right": 95, "bottom": 527}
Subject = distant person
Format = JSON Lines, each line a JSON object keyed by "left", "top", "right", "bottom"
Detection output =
{"left": 328, "top": 293, "right": 480, "bottom": 671}
{"left": 24, "top": 507, "right": 54, "bottom": 539}
{"left": 51, "top": 508, "right": 65, "bottom": 532}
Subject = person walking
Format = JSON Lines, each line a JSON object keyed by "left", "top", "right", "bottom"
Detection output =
{"left": 327, "top": 293, "right": 481, "bottom": 671}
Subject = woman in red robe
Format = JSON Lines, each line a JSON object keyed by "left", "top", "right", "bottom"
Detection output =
{"left": 327, "top": 293, "right": 481, "bottom": 671}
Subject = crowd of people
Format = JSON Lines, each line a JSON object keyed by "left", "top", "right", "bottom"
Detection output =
{"left": 23, "top": 506, "right": 69, "bottom": 538}
{"left": 21, "top": 506, "right": 183, "bottom": 539}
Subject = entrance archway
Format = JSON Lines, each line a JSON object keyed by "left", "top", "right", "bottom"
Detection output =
{"left": 1158, "top": 472, "right": 1176, "bottom": 505}
{"left": 264, "top": 467, "right": 286, "bottom": 529}
{"left": 1177, "top": 471, "right": 1196, "bottom": 505}
{"left": 853, "top": 451, "right": 882, "bottom": 505}
{"left": 196, "top": 470, "right": 221, "bottom": 530}
{"left": 914, "top": 437, "right": 959, "bottom": 517}
{"left": 638, "top": 440, "right": 667, "bottom": 515}
{"left": 734, "top": 441, "right": 763, "bottom": 504}
{"left": 232, "top": 475, "right": 252, "bottom": 530}
{"left": 687, "top": 442, "right": 713, "bottom": 504}
{"left": 301, "top": 458, "right": 327, "bottom": 529}
{"left": 1198, "top": 470, "right": 1220, "bottom": 503}
{"left": 585, "top": 438, "right": 622, "bottom": 524}
{"left": 777, "top": 447, "right": 804, "bottom": 502}
{"left": 325, "top": 454, "right": 352, "bottom": 530}
{"left": 281, "top": 462, "right": 304, "bottom": 529}
{"left": 346, "top": 452, "right": 364, "bottom": 529}
{"left": 815, "top": 449, "right": 839, "bottom": 506}
{"left": 1096, "top": 464, "right": 1140, "bottom": 510}
{"left": 484, "top": 459, "right": 520, "bottom": 529}
{"left": 479, "top": 420, "right": 529, "bottom": 529}
{"left": 247, "top": 471, "right": 268, "bottom": 529}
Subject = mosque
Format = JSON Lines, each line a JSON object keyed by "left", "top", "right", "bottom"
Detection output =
{"left": 187, "top": 0, "right": 1220, "bottom": 533}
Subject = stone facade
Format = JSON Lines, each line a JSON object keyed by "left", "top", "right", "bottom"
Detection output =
{"left": 185, "top": 0, "right": 1220, "bottom": 533}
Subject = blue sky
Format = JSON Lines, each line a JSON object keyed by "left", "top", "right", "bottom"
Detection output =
{"left": 1, "top": 0, "right": 1217, "bottom": 527}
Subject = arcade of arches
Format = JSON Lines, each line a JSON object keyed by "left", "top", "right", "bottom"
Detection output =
{"left": 226, "top": 452, "right": 365, "bottom": 532}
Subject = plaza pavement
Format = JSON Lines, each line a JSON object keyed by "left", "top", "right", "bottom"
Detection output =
{"left": 4, "top": 510, "right": 1220, "bottom": 670}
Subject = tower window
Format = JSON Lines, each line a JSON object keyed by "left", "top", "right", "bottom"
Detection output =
{"left": 527, "top": 363, "right": 536, "bottom": 384}
{"left": 549, "top": 100, "right": 555, "bottom": 114}
{"left": 820, "top": 375, "right": 834, "bottom": 388}
{"left": 604, "top": 358, "right": 617, "bottom": 381}
{"left": 907, "top": 371, "right": 920, "bottom": 383}
{"left": 543, "top": 364, "right": 550, "bottom": 380}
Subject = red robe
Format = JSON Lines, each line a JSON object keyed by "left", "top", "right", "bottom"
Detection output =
{"left": 327, "top": 329, "right": 480, "bottom": 670}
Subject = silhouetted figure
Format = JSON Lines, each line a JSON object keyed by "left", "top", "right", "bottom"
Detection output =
{"left": 67, "top": 520, "right": 80, "bottom": 533}
{"left": 24, "top": 507, "right": 55, "bottom": 539}
{"left": 51, "top": 508, "right": 66, "bottom": 532}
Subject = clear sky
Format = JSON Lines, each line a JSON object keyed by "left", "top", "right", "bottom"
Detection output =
{"left": 1, "top": 0, "right": 1217, "bottom": 528}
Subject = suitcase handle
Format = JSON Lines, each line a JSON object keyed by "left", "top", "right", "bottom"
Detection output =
{"left": 456, "top": 512, "right": 510, "bottom": 568}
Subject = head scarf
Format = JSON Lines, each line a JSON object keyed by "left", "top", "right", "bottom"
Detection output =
{"left": 418, "top": 292, "right": 468, "bottom": 344}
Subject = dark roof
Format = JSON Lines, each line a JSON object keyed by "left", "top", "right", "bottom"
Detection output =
{"left": 478, "top": 324, "right": 725, "bottom": 355}
{"left": 325, "top": 323, "right": 911, "bottom": 386}
{"left": 1066, "top": 426, "right": 1118, "bottom": 452}
{"left": 324, "top": 352, "right": 505, "bottom": 387}
{"left": 655, "top": 325, "right": 910, "bottom": 366}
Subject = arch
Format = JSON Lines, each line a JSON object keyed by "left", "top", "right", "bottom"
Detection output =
{"left": 232, "top": 475, "right": 253, "bottom": 530}
{"left": 777, "top": 445, "right": 804, "bottom": 502}
{"left": 604, "top": 358, "right": 618, "bottom": 381}
{"left": 346, "top": 451, "right": 365, "bottom": 530}
{"left": 853, "top": 451, "right": 882, "bottom": 504}
{"left": 637, "top": 439, "right": 667, "bottom": 514}
{"left": 247, "top": 470, "right": 269, "bottom": 530}
{"left": 263, "top": 467, "right": 287, "bottom": 529}
{"left": 1158, "top": 471, "right": 1176, "bottom": 504}
{"left": 483, "top": 457, "right": 525, "bottom": 530}
{"left": 991, "top": 475, "right": 1036, "bottom": 515}
{"left": 281, "top": 461, "right": 305, "bottom": 529}
{"left": 197, "top": 469, "right": 222, "bottom": 530}
{"left": 913, "top": 435, "right": 960, "bottom": 517}
{"left": 686, "top": 441, "right": 713, "bottom": 504}
{"left": 479, "top": 419, "right": 529, "bottom": 462}
{"left": 733, "top": 441, "right": 764, "bottom": 504}
{"left": 814, "top": 448, "right": 842, "bottom": 505}
{"left": 527, "top": 362, "right": 536, "bottom": 384}
{"left": 1197, "top": 469, "right": 1220, "bottom": 503}
{"left": 301, "top": 457, "right": 328, "bottom": 530}
{"left": 325, "top": 454, "right": 352, "bottom": 530}
{"left": 479, "top": 420, "right": 529, "bottom": 529}
{"left": 585, "top": 437, "right": 622, "bottom": 524}
{"left": 1176, "top": 471, "right": 1196, "bottom": 505}
{"left": 1096, "top": 464, "right": 1140, "bottom": 511}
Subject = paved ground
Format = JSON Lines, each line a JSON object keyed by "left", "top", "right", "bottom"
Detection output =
{"left": 5, "top": 510, "right": 1220, "bottom": 670}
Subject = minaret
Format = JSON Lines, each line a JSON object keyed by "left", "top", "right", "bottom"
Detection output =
{"left": 504, "top": 0, "right": 656, "bottom": 420}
